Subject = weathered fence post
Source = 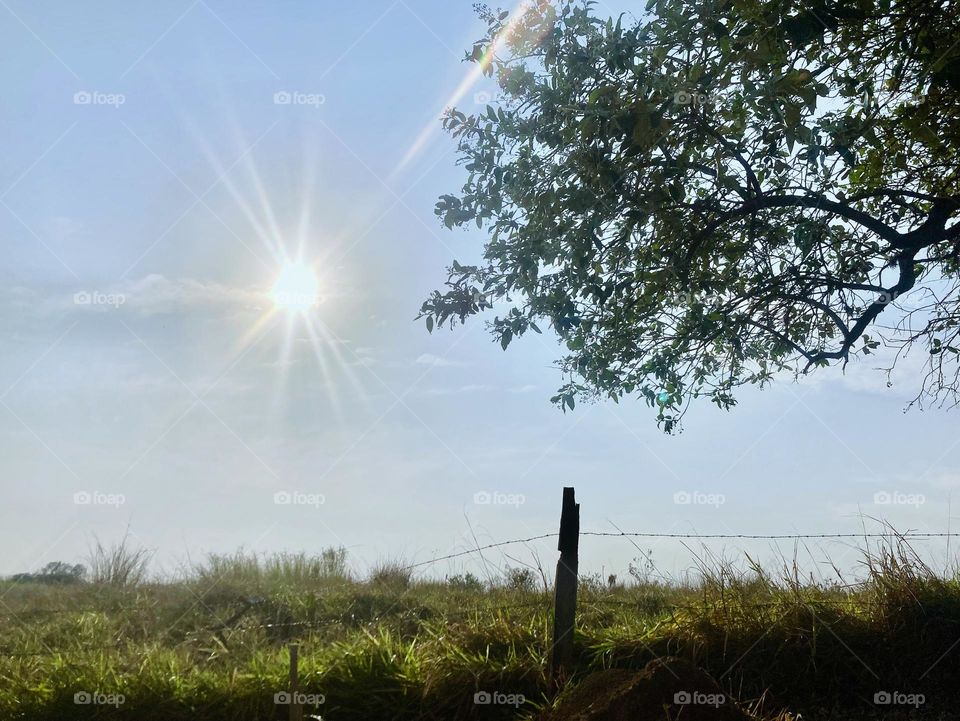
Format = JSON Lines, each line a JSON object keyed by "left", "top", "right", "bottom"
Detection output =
{"left": 288, "top": 643, "right": 303, "bottom": 721}
{"left": 550, "top": 486, "right": 579, "bottom": 686}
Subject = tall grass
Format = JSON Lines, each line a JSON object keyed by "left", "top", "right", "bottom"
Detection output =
{"left": 197, "top": 548, "right": 350, "bottom": 587}
{"left": 368, "top": 558, "right": 413, "bottom": 590}
{"left": 2, "top": 539, "right": 959, "bottom": 720}
{"left": 86, "top": 533, "right": 152, "bottom": 586}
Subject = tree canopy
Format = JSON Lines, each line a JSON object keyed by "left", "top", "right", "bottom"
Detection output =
{"left": 11, "top": 561, "right": 86, "bottom": 585}
{"left": 420, "top": 0, "right": 960, "bottom": 431}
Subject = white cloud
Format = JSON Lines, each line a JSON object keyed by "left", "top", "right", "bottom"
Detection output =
{"left": 119, "top": 274, "right": 264, "bottom": 315}
{"left": 2, "top": 275, "right": 267, "bottom": 319}
{"left": 415, "top": 353, "right": 469, "bottom": 368}
{"left": 509, "top": 384, "right": 538, "bottom": 393}
{"left": 423, "top": 384, "right": 495, "bottom": 396}
{"left": 817, "top": 343, "right": 932, "bottom": 399}
{"left": 927, "top": 472, "right": 960, "bottom": 491}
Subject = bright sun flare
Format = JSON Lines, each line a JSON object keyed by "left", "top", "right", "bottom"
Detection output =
{"left": 270, "top": 262, "right": 320, "bottom": 311}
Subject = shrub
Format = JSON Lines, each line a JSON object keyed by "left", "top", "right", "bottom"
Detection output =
{"left": 369, "top": 560, "right": 412, "bottom": 591}
{"left": 10, "top": 561, "right": 85, "bottom": 585}
{"left": 446, "top": 573, "right": 483, "bottom": 591}
{"left": 504, "top": 567, "right": 537, "bottom": 592}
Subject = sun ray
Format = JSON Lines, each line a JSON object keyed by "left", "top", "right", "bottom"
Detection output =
{"left": 235, "top": 305, "right": 281, "bottom": 359}
{"left": 391, "top": 0, "right": 536, "bottom": 177}
{"left": 236, "top": 123, "right": 288, "bottom": 261}
{"left": 304, "top": 314, "right": 375, "bottom": 417}
{"left": 268, "top": 311, "right": 298, "bottom": 420}
{"left": 180, "top": 112, "right": 287, "bottom": 265}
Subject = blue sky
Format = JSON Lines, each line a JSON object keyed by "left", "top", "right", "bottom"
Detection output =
{"left": 1, "top": 0, "right": 958, "bottom": 582}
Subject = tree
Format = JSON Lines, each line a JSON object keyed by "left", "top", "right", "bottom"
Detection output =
{"left": 11, "top": 561, "right": 86, "bottom": 585}
{"left": 419, "top": 0, "right": 960, "bottom": 431}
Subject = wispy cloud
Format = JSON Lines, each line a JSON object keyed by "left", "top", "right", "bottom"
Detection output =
{"left": 107, "top": 274, "right": 264, "bottom": 315}
{"left": 3, "top": 275, "right": 267, "bottom": 319}
{"left": 415, "top": 353, "right": 470, "bottom": 368}
{"left": 422, "top": 384, "right": 495, "bottom": 396}
{"left": 509, "top": 384, "right": 538, "bottom": 394}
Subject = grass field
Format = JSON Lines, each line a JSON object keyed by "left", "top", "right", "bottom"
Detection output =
{"left": 2, "top": 539, "right": 959, "bottom": 720}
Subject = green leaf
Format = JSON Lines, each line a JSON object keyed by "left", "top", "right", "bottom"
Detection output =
{"left": 781, "top": 13, "right": 823, "bottom": 47}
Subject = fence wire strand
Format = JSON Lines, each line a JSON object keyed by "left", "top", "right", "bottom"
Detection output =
{"left": 401, "top": 530, "right": 960, "bottom": 571}
{"left": 581, "top": 531, "right": 960, "bottom": 540}
{"left": 5, "top": 527, "right": 958, "bottom": 659}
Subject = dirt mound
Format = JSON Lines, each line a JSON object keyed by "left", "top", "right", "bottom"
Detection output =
{"left": 542, "top": 657, "right": 752, "bottom": 721}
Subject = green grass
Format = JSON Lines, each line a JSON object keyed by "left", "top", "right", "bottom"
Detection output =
{"left": 2, "top": 542, "right": 960, "bottom": 720}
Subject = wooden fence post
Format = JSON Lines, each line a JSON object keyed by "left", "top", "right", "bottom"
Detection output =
{"left": 288, "top": 643, "right": 303, "bottom": 721}
{"left": 550, "top": 486, "right": 579, "bottom": 686}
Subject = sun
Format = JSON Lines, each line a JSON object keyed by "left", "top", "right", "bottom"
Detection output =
{"left": 270, "top": 261, "right": 320, "bottom": 312}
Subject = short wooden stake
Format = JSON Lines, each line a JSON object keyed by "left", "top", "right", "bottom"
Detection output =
{"left": 288, "top": 643, "right": 303, "bottom": 721}
{"left": 550, "top": 486, "right": 579, "bottom": 686}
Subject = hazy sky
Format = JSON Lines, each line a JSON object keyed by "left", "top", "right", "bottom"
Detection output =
{"left": 2, "top": 0, "right": 957, "bottom": 582}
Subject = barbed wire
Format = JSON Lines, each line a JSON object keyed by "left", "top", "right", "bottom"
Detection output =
{"left": 400, "top": 529, "right": 960, "bottom": 571}
{"left": 4, "top": 527, "right": 956, "bottom": 659}
{"left": 401, "top": 533, "right": 558, "bottom": 570}
{"left": 4, "top": 531, "right": 953, "bottom": 592}
{"left": 582, "top": 531, "right": 960, "bottom": 540}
